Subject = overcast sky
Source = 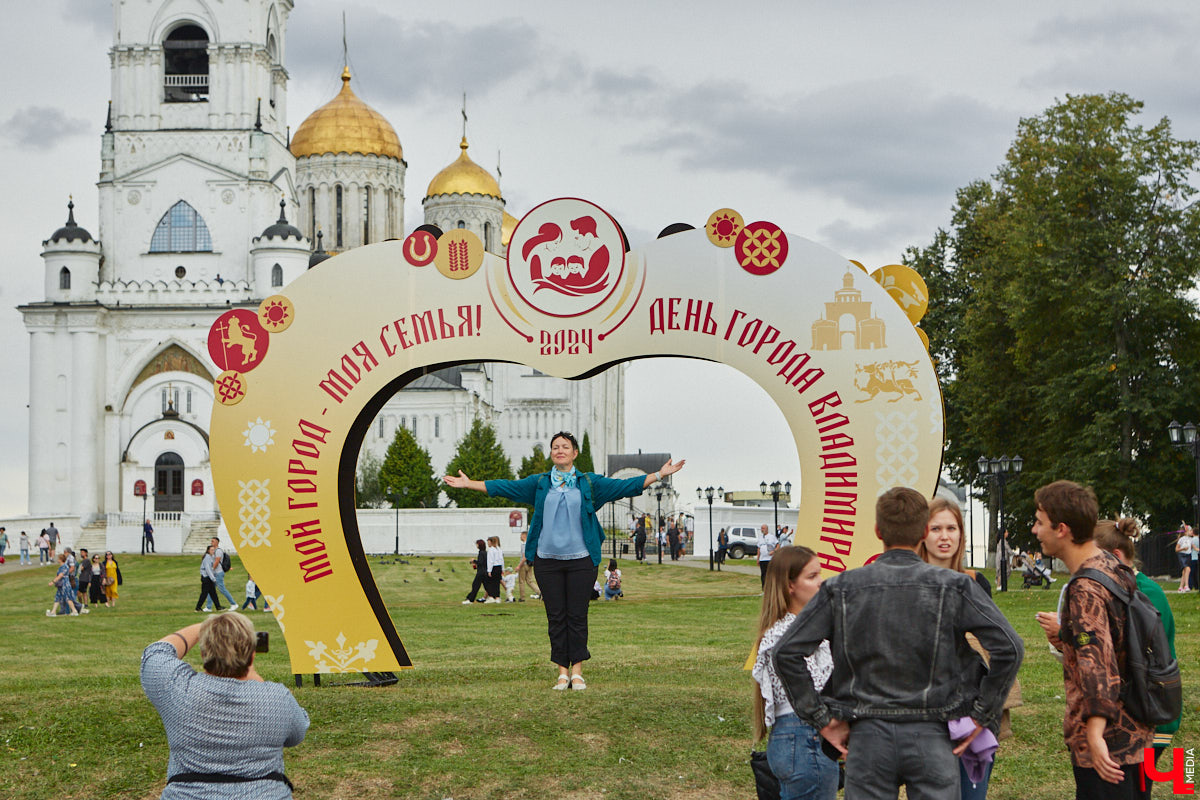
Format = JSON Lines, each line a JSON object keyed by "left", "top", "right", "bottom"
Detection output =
{"left": 2, "top": 1, "right": 1199, "bottom": 517}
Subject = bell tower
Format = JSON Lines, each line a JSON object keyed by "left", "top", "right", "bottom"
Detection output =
{"left": 99, "top": 0, "right": 297, "bottom": 287}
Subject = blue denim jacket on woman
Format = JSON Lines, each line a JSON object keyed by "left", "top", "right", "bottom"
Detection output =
{"left": 773, "top": 549, "right": 1023, "bottom": 733}
{"left": 485, "top": 473, "right": 646, "bottom": 567}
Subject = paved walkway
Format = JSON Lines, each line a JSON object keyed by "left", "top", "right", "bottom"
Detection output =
{"left": 620, "top": 553, "right": 761, "bottom": 575}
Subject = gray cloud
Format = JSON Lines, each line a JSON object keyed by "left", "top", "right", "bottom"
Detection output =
{"left": 1030, "top": 11, "right": 1188, "bottom": 47}
{"left": 288, "top": 7, "right": 542, "bottom": 104}
{"left": 1, "top": 106, "right": 90, "bottom": 150}
{"left": 628, "top": 77, "right": 1013, "bottom": 211}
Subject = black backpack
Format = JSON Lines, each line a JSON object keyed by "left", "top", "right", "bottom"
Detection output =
{"left": 1069, "top": 566, "right": 1181, "bottom": 726}
{"left": 221, "top": 551, "right": 233, "bottom": 573}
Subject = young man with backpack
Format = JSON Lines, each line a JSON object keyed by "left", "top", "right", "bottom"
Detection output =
{"left": 208, "top": 536, "right": 238, "bottom": 609}
{"left": 1033, "top": 480, "right": 1156, "bottom": 799}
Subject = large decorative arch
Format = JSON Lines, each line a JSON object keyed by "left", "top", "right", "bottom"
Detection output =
{"left": 210, "top": 199, "right": 942, "bottom": 674}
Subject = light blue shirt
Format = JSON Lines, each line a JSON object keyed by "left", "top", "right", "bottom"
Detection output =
{"left": 537, "top": 486, "right": 588, "bottom": 559}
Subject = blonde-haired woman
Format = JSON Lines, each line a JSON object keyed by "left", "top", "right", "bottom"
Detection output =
{"left": 752, "top": 546, "right": 838, "bottom": 800}
{"left": 919, "top": 496, "right": 1020, "bottom": 800}
{"left": 484, "top": 536, "right": 504, "bottom": 603}
{"left": 140, "top": 612, "right": 309, "bottom": 798}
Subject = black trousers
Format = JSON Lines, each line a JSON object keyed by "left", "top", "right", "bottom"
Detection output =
{"left": 634, "top": 538, "right": 646, "bottom": 560}
{"left": 760, "top": 559, "right": 770, "bottom": 586}
{"left": 466, "top": 572, "right": 486, "bottom": 601}
{"left": 484, "top": 566, "right": 502, "bottom": 598}
{"left": 534, "top": 556, "right": 596, "bottom": 667}
{"left": 1072, "top": 763, "right": 1150, "bottom": 800}
{"left": 195, "top": 577, "right": 222, "bottom": 611}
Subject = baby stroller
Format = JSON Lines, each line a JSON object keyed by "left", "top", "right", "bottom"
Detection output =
{"left": 1020, "top": 555, "right": 1052, "bottom": 589}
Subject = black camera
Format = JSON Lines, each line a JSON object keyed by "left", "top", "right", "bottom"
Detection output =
{"left": 255, "top": 631, "right": 269, "bottom": 653}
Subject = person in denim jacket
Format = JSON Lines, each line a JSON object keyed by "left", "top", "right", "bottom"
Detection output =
{"left": 445, "top": 431, "right": 683, "bottom": 690}
{"left": 773, "top": 487, "right": 1023, "bottom": 800}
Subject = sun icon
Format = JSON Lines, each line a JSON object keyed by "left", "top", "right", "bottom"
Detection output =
{"left": 258, "top": 294, "right": 294, "bottom": 332}
{"left": 705, "top": 208, "right": 745, "bottom": 248}
{"left": 243, "top": 418, "right": 276, "bottom": 453}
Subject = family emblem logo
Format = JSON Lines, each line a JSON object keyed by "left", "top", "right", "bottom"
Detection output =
{"left": 1143, "top": 747, "right": 1195, "bottom": 794}
{"left": 506, "top": 198, "right": 625, "bottom": 318}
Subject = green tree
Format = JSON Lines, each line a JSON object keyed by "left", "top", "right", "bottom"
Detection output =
{"left": 378, "top": 425, "right": 441, "bottom": 508}
{"left": 518, "top": 444, "right": 552, "bottom": 479}
{"left": 576, "top": 431, "right": 595, "bottom": 474}
{"left": 354, "top": 448, "right": 389, "bottom": 508}
{"left": 908, "top": 92, "right": 1200, "bottom": 539}
{"left": 444, "top": 418, "right": 515, "bottom": 508}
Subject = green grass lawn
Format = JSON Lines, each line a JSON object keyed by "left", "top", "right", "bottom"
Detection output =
{"left": 1, "top": 555, "right": 1196, "bottom": 799}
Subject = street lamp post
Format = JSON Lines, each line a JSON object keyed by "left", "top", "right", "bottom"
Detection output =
{"left": 760, "top": 480, "right": 792, "bottom": 536}
{"left": 654, "top": 483, "right": 665, "bottom": 565}
{"left": 976, "top": 454, "right": 1023, "bottom": 592}
{"left": 697, "top": 486, "right": 724, "bottom": 572}
{"left": 1168, "top": 421, "right": 1200, "bottom": 534}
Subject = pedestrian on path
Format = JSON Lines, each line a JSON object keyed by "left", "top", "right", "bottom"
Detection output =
{"left": 19, "top": 531, "right": 31, "bottom": 565}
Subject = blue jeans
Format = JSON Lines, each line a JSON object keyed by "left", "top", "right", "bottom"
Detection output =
{"left": 212, "top": 571, "right": 237, "bottom": 605}
{"left": 959, "top": 757, "right": 992, "bottom": 800}
{"left": 767, "top": 713, "right": 839, "bottom": 800}
{"left": 21, "top": 547, "right": 30, "bottom": 565}
{"left": 604, "top": 586, "right": 622, "bottom": 600}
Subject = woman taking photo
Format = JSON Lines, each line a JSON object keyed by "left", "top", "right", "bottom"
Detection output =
{"left": 752, "top": 546, "right": 837, "bottom": 800}
{"left": 445, "top": 431, "right": 684, "bottom": 690}
{"left": 140, "top": 611, "right": 309, "bottom": 798}
{"left": 918, "top": 496, "right": 1021, "bottom": 800}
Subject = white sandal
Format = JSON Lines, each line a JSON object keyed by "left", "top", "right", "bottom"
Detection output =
{"left": 553, "top": 675, "right": 570, "bottom": 691}
{"left": 570, "top": 675, "right": 587, "bottom": 691}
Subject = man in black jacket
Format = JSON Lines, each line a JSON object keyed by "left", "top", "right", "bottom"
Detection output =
{"left": 774, "top": 487, "right": 1023, "bottom": 800}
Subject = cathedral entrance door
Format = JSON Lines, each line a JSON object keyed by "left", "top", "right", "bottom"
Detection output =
{"left": 154, "top": 452, "right": 185, "bottom": 513}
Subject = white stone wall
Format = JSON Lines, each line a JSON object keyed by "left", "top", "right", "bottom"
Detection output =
{"left": 422, "top": 193, "right": 504, "bottom": 253}
{"left": 296, "top": 153, "right": 406, "bottom": 248}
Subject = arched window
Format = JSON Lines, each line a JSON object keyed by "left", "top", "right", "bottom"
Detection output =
{"left": 456, "top": 220, "right": 466, "bottom": 229}
{"left": 335, "top": 186, "right": 344, "bottom": 248}
{"left": 484, "top": 221, "right": 493, "bottom": 251}
{"left": 150, "top": 201, "right": 213, "bottom": 252}
{"left": 163, "top": 24, "right": 209, "bottom": 102}
{"left": 386, "top": 190, "right": 394, "bottom": 238}
{"left": 271, "top": 263, "right": 283, "bottom": 287}
{"left": 362, "top": 185, "right": 371, "bottom": 245}
{"left": 59, "top": 267, "right": 71, "bottom": 290}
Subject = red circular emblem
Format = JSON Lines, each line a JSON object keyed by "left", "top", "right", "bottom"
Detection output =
{"left": 403, "top": 230, "right": 438, "bottom": 266}
{"left": 734, "top": 221, "right": 789, "bottom": 276}
{"left": 506, "top": 198, "right": 625, "bottom": 318}
{"left": 214, "top": 370, "right": 247, "bottom": 406}
{"left": 208, "top": 309, "right": 269, "bottom": 373}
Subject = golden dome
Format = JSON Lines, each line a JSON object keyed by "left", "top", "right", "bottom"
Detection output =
{"left": 425, "top": 137, "right": 502, "bottom": 200}
{"left": 501, "top": 210, "right": 518, "bottom": 247}
{"left": 291, "top": 67, "right": 402, "bottom": 161}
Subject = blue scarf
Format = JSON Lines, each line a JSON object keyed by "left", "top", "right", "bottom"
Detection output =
{"left": 550, "top": 466, "right": 578, "bottom": 490}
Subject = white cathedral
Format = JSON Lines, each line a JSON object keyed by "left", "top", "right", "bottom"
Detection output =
{"left": 20, "top": 0, "right": 624, "bottom": 535}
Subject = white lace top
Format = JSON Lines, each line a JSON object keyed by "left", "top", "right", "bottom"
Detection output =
{"left": 753, "top": 612, "right": 833, "bottom": 728}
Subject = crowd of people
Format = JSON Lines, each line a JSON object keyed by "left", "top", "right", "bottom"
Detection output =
{"left": 751, "top": 481, "right": 1181, "bottom": 800}
{"left": 41, "top": 546, "right": 121, "bottom": 615}
{"left": 93, "top": 429, "right": 1181, "bottom": 800}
